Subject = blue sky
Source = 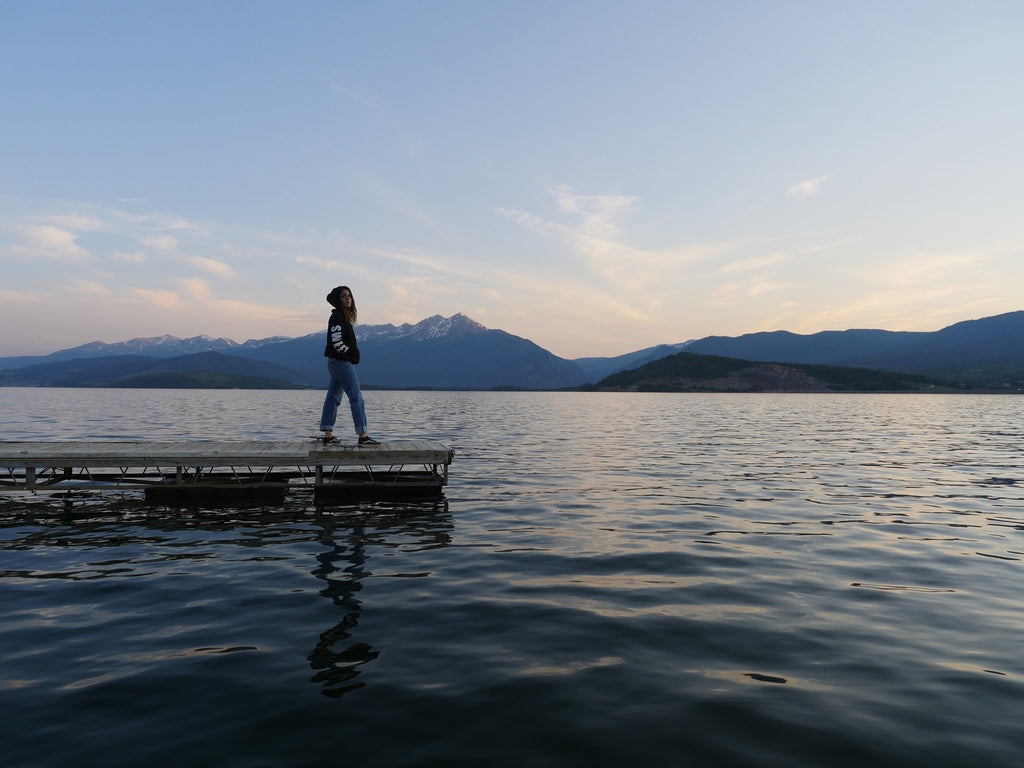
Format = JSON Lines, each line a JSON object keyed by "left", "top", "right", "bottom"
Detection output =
{"left": 2, "top": 0, "right": 1022, "bottom": 358}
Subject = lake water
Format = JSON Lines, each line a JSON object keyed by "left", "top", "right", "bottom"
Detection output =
{"left": 1, "top": 389, "right": 1023, "bottom": 767}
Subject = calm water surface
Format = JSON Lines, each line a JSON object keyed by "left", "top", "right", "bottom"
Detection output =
{"left": 1, "top": 389, "right": 1023, "bottom": 767}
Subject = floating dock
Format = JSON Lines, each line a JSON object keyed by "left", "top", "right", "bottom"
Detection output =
{"left": 0, "top": 439, "right": 454, "bottom": 502}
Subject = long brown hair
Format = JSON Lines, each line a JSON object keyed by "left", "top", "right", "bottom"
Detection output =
{"left": 327, "top": 285, "right": 358, "bottom": 324}
{"left": 340, "top": 285, "right": 357, "bottom": 324}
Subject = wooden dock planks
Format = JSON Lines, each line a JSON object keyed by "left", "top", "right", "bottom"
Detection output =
{"left": 0, "top": 439, "right": 455, "bottom": 498}
{"left": 0, "top": 440, "right": 454, "bottom": 466}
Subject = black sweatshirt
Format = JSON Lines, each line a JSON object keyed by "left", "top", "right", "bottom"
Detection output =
{"left": 323, "top": 309, "right": 360, "bottom": 364}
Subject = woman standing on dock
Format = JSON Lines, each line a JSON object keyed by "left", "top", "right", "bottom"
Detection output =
{"left": 319, "top": 285, "right": 380, "bottom": 446}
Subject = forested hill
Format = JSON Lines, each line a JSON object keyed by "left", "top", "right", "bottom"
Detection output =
{"left": 588, "top": 351, "right": 957, "bottom": 393}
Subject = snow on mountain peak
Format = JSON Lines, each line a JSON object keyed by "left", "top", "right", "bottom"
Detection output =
{"left": 356, "top": 314, "right": 489, "bottom": 343}
{"left": 45, "top": 315, "right": 489, "bottom": 358}
{"left": 414, "top": 313, "right": 487, "bottom": 338}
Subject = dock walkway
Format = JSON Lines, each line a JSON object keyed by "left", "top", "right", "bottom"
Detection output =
{"left": 0, "top": 439, "right": 454, "bottom": 501}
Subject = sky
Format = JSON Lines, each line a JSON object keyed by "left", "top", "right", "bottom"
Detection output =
{"left": 2, "top": 1, "right": 1023, "bottom": 359}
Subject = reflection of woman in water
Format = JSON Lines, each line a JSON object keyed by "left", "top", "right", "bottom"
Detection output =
{"left": 319, "top": 285, "right": 380, "bottom": 446}
{"left": 308, "top": 523, "right": 379, "bottom": 698}
{"left": 307, "top": 501, "right": 453, "bottom": 698}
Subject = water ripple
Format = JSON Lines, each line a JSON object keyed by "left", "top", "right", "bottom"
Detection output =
{"left": 2, "top": 391, "right": 1024, "bottom": 767}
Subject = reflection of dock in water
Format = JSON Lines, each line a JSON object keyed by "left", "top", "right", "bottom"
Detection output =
{"left": 0, "top": 440, "right": 454, "bottom": 502}
{"left": 0, "top": 493, "right": 454, "bottom": 701}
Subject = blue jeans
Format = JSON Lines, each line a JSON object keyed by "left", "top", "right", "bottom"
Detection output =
{"left": 319, "top": 359, "right": 367, "bottom": 435}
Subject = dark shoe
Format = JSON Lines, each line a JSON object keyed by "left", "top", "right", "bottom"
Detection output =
{"left": 358, "top": 435, "right": 380, "bottom": 446}
{"left": 323, "top": 435, "right": 340, "bottom": 445}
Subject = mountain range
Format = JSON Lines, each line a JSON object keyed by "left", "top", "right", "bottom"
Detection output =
{"left": 1, "top": 310, "right": 1022, "bottom": 390}
{"left": 588, "top": 353, "right": 952, "bottom": 393}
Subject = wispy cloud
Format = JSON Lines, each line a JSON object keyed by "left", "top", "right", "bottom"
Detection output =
{"left": 144, "top": 234, "right": 179, "bottom": 251}
{"left": 494, "top": 208, "right": 553, "bottom": 234}
{"left": 186, "top": 256, "right": 233, "bottom": 278}
{"left": 793, "top": 285, "right": 973, "bottom": 335}
{"left": 45, "top": 213, "right": 106, "bottom": 231}
{"left": 295, "top": 253, "right": 378, "bottom": 285}
{"left": 130, "top": 288, "right": 183, "bottom": 310}
{"left": 868, "top": 248, "right": 998, "bottom": 287}
{"left": 9, "top": 224, "right": 92, "bottom": 261}
{"left": 553, "top": 185, "right": 635, "bottom": 239}
{"left": 74, "top": 279, "right": 113, "bottom": 296}
{"left": 4, "top": 205, "right": 203, "bottom": 265}
{"left": 0, "top": 287, "right": 45, "bottom": 303}
{"left": 711, "top": 279, "right": 782, "bottom": 304}
{"left": 177, "top": 278, "right": 305, "bottom": 326}
{"left": 373, "top": 248, "right": 476, "bottom": 278}
{"left": 771, "top": 242, "right": 1023, "bottom": 334}
{"left": 39, "top": 205, "right": 198, "bottom": 235}
{"left": 108, "top": 209, "right": 198, "bottom": 232}
{"left": 499, "top": 185, "right": 732, "bottom": 293}
{"left": 114, "top": 251, "right": 148, "bottom": 263}
{"left": 717, "top": 252, "right": 791, "bottom": 275}
{"left": 787, "top": 175, "right": 830, "bottom": 198}
{"left": 180, "top": 278, "right": 213, "bottom": 301}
